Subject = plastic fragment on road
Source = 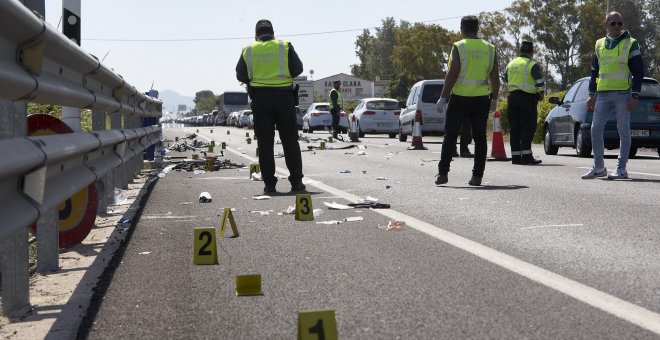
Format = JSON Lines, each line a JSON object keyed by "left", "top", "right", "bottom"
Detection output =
{"left": 375, "top": 176, "right": 387, "bottom": 181}
{"left": 379, "top": 220, "right": 405, "bottom": 231}
{"left": 250, "top": 172, "right": 263, "bottom": 181}
{"left": 344, "top": 216, "right": 363, "bottom": 222}
{"left": 250, "top": 210, "right": 273, "bottom": 216}
{"left": 253, "top": 195, "right": 271, "bottom": 200}
{"left": 112, "top": 188, "right": 129, "bottom": 205}
{"left": 199, "top": 192, "right": 213, "bottom": 203}
{"left": 193, "top": 169, "right": 206, "bottom": 175}
{"left": 323, "top": 202, "right": 353, "bottom": 210}
{"left": 312, "top": 209, "right": 323, "bottom": 217}
{"left": 339, "top": 169, "right": 352, "bottom": 173}
{"left": 316, "top": 220, "right": 342, "bottom": 225}
{"left": 357, "top": 151, "right": 367, "bottom": 156}
{"left": 138, "top": 251, "right": 151, "bottom": 255}
{"left": 361, "top": 170, "right": 367, "bottom": 174}
{"left": 358, "top": 196, "right": 378, "bottom": 203}
{"left": 385, "top": 185, "right": 392, "bottom": 189}
{"left": 281, "top": 206, "right": 296, "bottom": 214}
{"left": 119, "top": 217, "right": 131, "bottom": 224}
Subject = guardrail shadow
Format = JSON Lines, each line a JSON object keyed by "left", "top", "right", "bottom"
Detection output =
{"left": 439, "top": 184, "right": 529, "bottom": 190}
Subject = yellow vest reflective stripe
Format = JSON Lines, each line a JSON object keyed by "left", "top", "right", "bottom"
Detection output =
{"left": 451, "top": 39, "right": 494, "bottom": 97}
{"left": 507, "top": 57, "right": 538, "bottom": 94}
{"left": 595, "top": 37, "right": 634, "bottom": 91}
{"left": 329, "top": 88, "right": 343, "bottom": 110}
{"left": 242, "top": 39, "right": 292, "bottom": 87}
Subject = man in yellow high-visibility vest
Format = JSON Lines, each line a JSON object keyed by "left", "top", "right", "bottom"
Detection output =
{"left": 582, "top": 11, "right": 644, "bottom": 180}
{"left": 435, "top": 16, "right": 500, "bottom": 186}
{"left": 236, "top": 19, "right": 306, "bottom": 194}
{"left": 504, "top": 41, "right": 544, "bottom": 165}
{"left": 329, "top": 80, "right": 343, "bottom": 139}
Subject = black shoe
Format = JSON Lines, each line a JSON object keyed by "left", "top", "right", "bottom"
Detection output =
{"left": 263, "top": 184, "right": 277, "bottom": 194}
{"left": 468, "top": 175, "right": 482, "bottom": 186}
{"left": 435, "top": 173, "right": 448, "bottom": 185}
{"left": 453, "top": 149, "right": 459, "bottom": 157}
{"left": 512, "top": 155, "right": 522, "bottom": 165}
{"left": 460, "top": 150, "right": 473, "bottom": 158}
{"left": 522, "top": 155, "right": 542, "bottom": 165}
{"left": 290, "top": 182, "right": 307, "bottom": 192}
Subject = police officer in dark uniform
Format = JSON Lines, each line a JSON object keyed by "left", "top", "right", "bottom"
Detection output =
{"left": 504, "top": 41, "right": 544, "bottom": 165}
{"left": 329, "top": 80, "right": 343, "bottom": 139}
{"left": 236, "top": 19, "right": 306, "bottom": 193}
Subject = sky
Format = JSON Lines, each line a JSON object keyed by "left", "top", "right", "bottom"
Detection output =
{"left": 43, "top": 0, "right": 515, "bottom": 102}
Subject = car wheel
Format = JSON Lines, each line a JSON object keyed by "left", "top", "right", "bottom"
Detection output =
{"left": 398, "top": 123, "right": 407, "bottom": 142}
{"left": 575, "top": 129, "right": 591, "bottom": 158}
{"left": 357, "top": 122, "right": 365, "bottom": 138}
{"left": 389, "top": 133, "right": 397, "bottom": 139}
{"left": 543, "top": 127, "right": 558, "bottom": 155}
{"left": 629, "top": 146, "right": 638, "bottom": 158}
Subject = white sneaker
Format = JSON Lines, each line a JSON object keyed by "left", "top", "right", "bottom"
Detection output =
{"left": 607, "top": 169, "right": 628, "bottom": 179}
{"left": 581, "top": 168, "right": 608, "bottom": 179}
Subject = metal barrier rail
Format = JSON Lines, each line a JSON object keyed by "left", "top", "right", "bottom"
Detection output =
{"left": 0, "top": 0, "right": 162, "bottom": 116}
{"left": 0, "top": 0, "right": 164, "bottom": 317}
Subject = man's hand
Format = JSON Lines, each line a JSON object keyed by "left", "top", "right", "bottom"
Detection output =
{"left": 436, "top": 97, "right": 448, "bottom": 114}
{"left": 628, "top": 97, "right": 638, "bottom": 112}
{"left": 587, "top": 95, "right": 595, "bottom": 111}
{"left": 489, "top": 99, "right": 498, "bottom": 113}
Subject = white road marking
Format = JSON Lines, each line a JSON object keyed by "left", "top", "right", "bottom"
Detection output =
{"left": 577, "top": 167, "right": 660, "bottom": 177}
{"left": 521, "top": 224, "right": 584, "bottom": 230}
{"left": 200, "top": 129, "right": 660, "bottom": 334}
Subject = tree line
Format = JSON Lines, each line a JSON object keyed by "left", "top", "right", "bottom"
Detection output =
{"left": 351, "top": 0, "right": 660, "bottom": 100}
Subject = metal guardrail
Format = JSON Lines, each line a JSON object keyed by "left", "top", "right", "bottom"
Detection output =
{"left": 0, "top": 0, "right": 164, "bottom": 317}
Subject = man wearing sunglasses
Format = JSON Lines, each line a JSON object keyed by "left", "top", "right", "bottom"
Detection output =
{"left": 582, "top": 11, "right": 644, "bottom": 180}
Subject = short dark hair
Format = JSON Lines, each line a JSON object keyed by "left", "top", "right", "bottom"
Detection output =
{"left": 520, "top": 41, "right": 534, "bottom": 53}
{"left": 460, "top": 16, "right": 479, "bottom": 34}
{"left": 255, "top": 19, "right": 274, "bottom": 36}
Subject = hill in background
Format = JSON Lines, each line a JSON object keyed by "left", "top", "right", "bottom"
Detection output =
{"left": 158, "top": 89, "right": 194, "bottom": 113}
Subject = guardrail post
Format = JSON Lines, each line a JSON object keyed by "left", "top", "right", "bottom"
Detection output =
{"left": 110, "top": 112, "right": 124, "bottom": 191}
{"left": 36, "top": 209, "right": 58, "bottom": 273}
{"left": 0, "top": 99, "right": 31, "bottom": 317}
{"left": 92, "top": 109, "right": 110, "bottom": 214}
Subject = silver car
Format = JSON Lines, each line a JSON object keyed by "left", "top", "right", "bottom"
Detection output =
{"left": 237, "top": 110, "right": 252, "bottom": 128}
{"left": 352, "top": 98, "right": 400, "bottom": 138}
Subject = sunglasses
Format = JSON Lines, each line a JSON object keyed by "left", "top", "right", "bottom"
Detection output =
{"left": 609, "top": 21, "right": 624, "bottom": 27}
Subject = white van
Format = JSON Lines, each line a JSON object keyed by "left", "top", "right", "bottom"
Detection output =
{"left": 398, "top": 79, "right": 445, "bottom": 141}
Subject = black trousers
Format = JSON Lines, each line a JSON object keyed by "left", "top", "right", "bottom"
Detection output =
{"left": 507, "top": 91, "right": 539, "bottom": 154}
{"left": 330, "top": 108, "right": 340, "bottom": 134}
{"left": 438, "top": 94, "right": 490, "bottom": 177}
{"left": 459, "top": 117, "right": 472, "bottom": 152}
{"left": 251, "top": 90, "right": 303, "bottom": 187}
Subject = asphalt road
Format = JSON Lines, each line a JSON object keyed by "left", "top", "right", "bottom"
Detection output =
{"left": 82, "top": 124, "right": 660, "bottom": 339}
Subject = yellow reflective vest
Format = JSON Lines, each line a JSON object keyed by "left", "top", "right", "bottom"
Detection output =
{"left": 451, "top": 38, "right": 495, "bottom": 97}
{"left": 329, "top": 88, "right": 343, "bottom": 110}
{"left": 506, "top": 56, "right": 540, "bottom": 94}
{"left": 595, "top": 37, "right": 635, "bottom": 91}
{"left": 242, "top": 39, "right": 292, "bottom": 87}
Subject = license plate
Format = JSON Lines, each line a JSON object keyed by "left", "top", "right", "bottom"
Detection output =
{"left": 425, "top": 118, "right": 444, "bottom": 125}
{"left": 377, "top": 123, "right": 392, "bottom": 128}
{"left": 631, "top": 129, "right": 650, "bottom": 137}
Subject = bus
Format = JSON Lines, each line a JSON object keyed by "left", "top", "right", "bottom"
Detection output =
{"left": 215, "top": 91, "right": 249, "bottom": 125}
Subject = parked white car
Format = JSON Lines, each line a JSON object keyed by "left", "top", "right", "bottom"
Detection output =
{"left": 237, "top": 110, "right": 252, "bottom": 128}
{"left": 351, "top": 98, "right": 400, "bottom": 138}
{"left": 227, "top": 111, "right": 241, "bottom": 126}
{"left": 399, "top": 79, "right": 446, "bottom": 141}
{"left": 302, "top": 102, "right": 347, "bottom": 133}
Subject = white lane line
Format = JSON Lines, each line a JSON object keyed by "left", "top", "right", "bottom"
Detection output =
{"left": 577, "top": 167, "right": 660, "bottom": 177}
{"left": 521, "top": 224, "right": 584, "bottom": 230}
{"left": 212, "top": 130, "right": 660, "bottom": 334}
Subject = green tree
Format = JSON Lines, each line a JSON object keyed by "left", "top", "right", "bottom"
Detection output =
{"left": 193, "top": 90, "right": 217, "bottom": 113}
{"left": 350, "top": 17, "right": 410, "bottom": 80}
{"left": 388, "top": 23, "right": 456, "bottom": 99}
{"left": 644, "top": 0, "right": 660, "bottom": 76}
{"left": 478, "top": 11, "right": 516, "bottom": 82}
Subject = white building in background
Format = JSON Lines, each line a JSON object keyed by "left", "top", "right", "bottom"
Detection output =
{"left": 313, "top": 73, "right": 375, "bottom": 104}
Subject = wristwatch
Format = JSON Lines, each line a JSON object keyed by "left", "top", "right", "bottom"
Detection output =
{"left": 631, "top": 93, "right": 639, "bottom": 100}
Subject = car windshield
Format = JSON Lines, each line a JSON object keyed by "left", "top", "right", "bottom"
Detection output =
{"left": 366, "top": 100, "right": 398, "bottom": 110}
{"left": 421, "top": 84, "right": 443, "bottom": 103}
{"left": 314, "top": 105, "right": 330, "bottom": 111}
{"left": 640, "top": 82, "right": 660, "bottom": 98}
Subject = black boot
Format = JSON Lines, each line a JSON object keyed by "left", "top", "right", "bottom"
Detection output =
{"left": 521, "top": 154, "right": 542, "bottom": 165}
{"left": 512, "top": 155, "right": 522, "bottom": 165}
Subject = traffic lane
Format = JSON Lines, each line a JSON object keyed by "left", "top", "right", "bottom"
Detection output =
{"left": 185, "top": 127, "right": 660, "bottom": 316}
{"left": 86, "top": 162, "right": 654, "bottom": 339}
{"left": 283, "top": 133, "right": 660, "bottom": 315}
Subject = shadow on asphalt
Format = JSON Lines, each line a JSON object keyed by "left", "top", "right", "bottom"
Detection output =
{"left": 258, "top": 191, "right": 323, "bottom": 197}
{"left": 437, "top": 185, "right": 529, "bottom": 190}
{"left": 600, "top": 178, "right": 660, "bottom": 184}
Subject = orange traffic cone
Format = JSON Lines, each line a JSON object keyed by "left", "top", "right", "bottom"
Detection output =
{"left": 407, "top": 110, "right": 427, "bottom": 150}
{"left": 489, "top": 110, "right": 509, "bottom": 160}
{"left": 349, "top": 114, "right": 360, "bottom": 142}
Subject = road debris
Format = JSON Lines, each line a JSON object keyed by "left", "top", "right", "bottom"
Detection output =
{"left": 323, "top": 202, "right": 353, "bottom": 210}
{"left": 199, "top": 192, "right": 212, "bottom": 203}
{"left": 379, "top": 220, "right": 405, "bottom": 231}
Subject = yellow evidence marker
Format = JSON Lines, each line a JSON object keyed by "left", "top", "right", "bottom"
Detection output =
{"left": 221, "top": 141, "right": 227, "bottom": 149}
{"left": 219, "top": 207, "right": 239, "bottom": 238}
{"left": 249, "top": 163, "right": 261, "bottom": 178}
{"left": 193, "top": 227, "right": 218, "bottom": 265}
{"left": 246, "top": 132, "right": 250, "bottom": 137}
{"left": 319, "top": 141, "right": 326, "bottom": 150}
{"left": 235, "top": 274, "right": 262, "bottom": 296}
{"left": 298, "top": 309, "right": 337, "bottom": 340}
{"left": 295, "top": 194, "right": 314, "bottom": 221}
